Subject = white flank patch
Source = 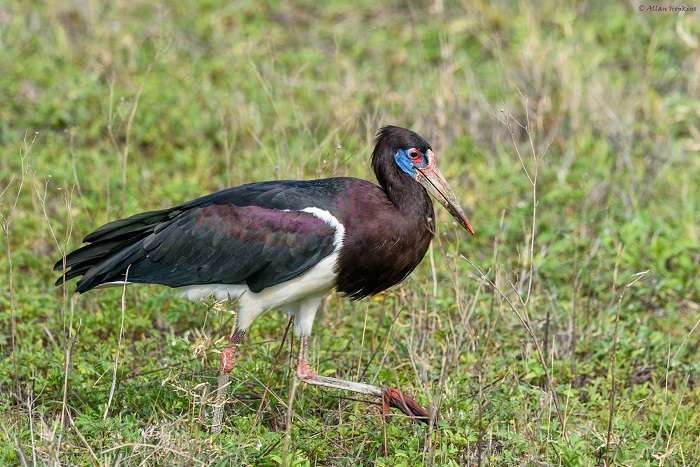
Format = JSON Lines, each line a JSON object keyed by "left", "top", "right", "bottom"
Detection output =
{"left": 178, "top": 208, "right": 345, "bottom": 335}
{"left": 178, "top": 284, "right": 249, "bottom": 302}
{"left": 301, "top": 207, "right": 345, "bottom": 250}
{"left": 95, "top": 281, "right": 131, "bottom": 289}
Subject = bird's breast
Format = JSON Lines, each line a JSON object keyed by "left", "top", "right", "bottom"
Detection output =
{"left": 332, "top": 191, "right": 434, "bottom": 299}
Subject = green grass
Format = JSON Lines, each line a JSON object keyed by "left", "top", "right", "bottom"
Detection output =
{"left": 1, "top": 0, "right": 699, "bottom": 465}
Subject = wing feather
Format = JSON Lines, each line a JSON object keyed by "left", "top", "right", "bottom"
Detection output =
{"left": 56, "top": 179, "right": 350, "bottom": 293}
{"left": 75, "top": 205, "right": 336, "bottom": 293}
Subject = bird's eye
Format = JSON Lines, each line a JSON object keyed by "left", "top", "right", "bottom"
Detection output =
{"left": 408, "top": 149, "right": 422, "bottom": 163}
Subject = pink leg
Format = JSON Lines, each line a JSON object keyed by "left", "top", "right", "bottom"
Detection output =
{"left": 220, "top": 329, "right": 246, "bottom": 373}
{"left": 212, "top": 328, "right": 246, "bottom": 434}
{"left": 296, "top": 334, "right": 318, "bottom": 380}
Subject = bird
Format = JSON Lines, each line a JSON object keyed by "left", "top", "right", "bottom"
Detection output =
{"left": 54, "top": 126, "right": 474, "bottom": 431}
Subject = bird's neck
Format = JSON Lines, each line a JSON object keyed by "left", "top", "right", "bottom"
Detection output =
{"left": 384, "top": 173, "right": 433, "bottom": 220}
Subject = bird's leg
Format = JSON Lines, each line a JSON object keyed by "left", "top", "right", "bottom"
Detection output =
{"left": 211, "top": 328, "right": 246, "bottom": 434}
{"left": 295, "top": 334, "right": 430, "bottom": 424}
{"left": 295, "top": 333, "right": 317, "bottom": 380}
{"left": 221, "top": 328, "right": 246, "bottom": 373}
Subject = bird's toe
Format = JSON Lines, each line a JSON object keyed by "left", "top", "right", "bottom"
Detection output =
{"left": 383, "top": 387, "right": 430, "bottom": 424}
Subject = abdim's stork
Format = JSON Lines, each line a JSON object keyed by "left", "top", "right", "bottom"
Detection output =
{"left": 54, "top": 126, "right": 474, "bottom": 430}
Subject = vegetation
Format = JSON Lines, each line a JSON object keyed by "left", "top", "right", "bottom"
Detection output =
{"left": 1, "top": 1, "right": 699, "bottom": 465}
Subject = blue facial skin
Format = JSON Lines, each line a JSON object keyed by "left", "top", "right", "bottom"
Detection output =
{"left": 394, "top": 149, "right": 429, "bottom": 179}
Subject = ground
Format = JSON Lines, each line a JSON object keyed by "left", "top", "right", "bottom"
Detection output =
{"left": 1, "top": 1, "right": 699, "bottom": 465}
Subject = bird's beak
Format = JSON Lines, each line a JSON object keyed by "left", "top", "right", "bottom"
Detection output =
{"left": 416, "top": 150, "right": 474, "bottom": 235}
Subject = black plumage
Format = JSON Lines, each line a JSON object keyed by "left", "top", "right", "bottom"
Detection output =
{"left": 55, "top": 181, "right": 345, "bottom": 293}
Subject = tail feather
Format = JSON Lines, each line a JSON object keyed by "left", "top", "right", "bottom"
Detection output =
{"left": 83, "top": 208, "right": 174, "bottom": 243}
{"left": 74, "top": 242, "right": 147, "bottom": 293}
{"left": 55, "top": 207, "right": 177, "bottom": 293}
{"left": 54, "top": 236, "right": 146, "bottom": 272}
{"left": 53, "top": 237, "right": 149, "bottom": 286}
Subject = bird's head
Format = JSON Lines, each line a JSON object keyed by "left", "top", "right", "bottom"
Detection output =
{"left": 372, "top": 126, "right": 474, "bottom": 235}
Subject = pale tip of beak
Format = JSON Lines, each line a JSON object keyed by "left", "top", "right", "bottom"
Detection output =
{"left": 465, "top": 219, "right": 475, "bottom": 236}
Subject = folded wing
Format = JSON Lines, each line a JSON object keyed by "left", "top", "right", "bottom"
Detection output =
{"left": 54, "top": 189, "right": 338, "bottom": 294}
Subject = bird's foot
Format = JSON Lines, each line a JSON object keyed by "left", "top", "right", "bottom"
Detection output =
{"left": 296, "top": 361, "right": 318, "bottom": 381}
{"left": 382, "top": 387, "right": 430, "bottom": 425}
